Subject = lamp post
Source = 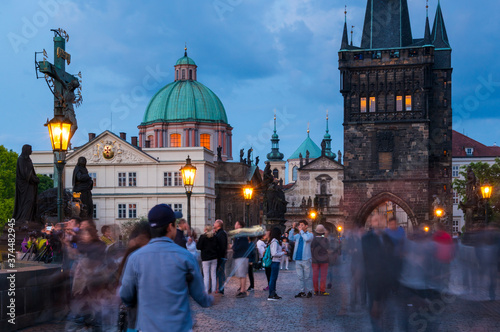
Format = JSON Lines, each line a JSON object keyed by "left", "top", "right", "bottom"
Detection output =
{"left": 481, "top": 183, "right": 493, "bottom": 224}
{"left": 45, "top": 115, "right": 72, "bottom": 224}
{"left": 243, "top": 183, "right": 253, "bottom": 226}
{"left": 180, "top": 156, "right": 197, "bottom": 228}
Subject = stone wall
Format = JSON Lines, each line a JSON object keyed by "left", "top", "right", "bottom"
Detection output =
{"left": 0, "top": 264, "right": 68, "bottom": 331}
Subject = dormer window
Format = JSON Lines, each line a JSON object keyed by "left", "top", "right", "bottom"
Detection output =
{"left": 465, "top": 147, "right": 473, "bottom": 156}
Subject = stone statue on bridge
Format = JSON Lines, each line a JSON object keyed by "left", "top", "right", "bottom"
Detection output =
{"left": 12, "top": 145, "right": 40, "bottom": 224}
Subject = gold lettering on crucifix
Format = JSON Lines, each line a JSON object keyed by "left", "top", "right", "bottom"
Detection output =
{"left": 57, "top": 47, "right": 71, "bottom": 65}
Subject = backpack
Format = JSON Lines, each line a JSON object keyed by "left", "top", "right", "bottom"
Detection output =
{"left": 262, "top": 244, "right": 272, "bottom": 268}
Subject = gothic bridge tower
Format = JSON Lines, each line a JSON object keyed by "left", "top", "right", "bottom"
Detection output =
{"left": 339, "top": 1, "right": 452, "bottom": 228}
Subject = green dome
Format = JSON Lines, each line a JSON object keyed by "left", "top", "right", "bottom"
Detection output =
{"left": 141, "top": 80, "right": 228, "bottom": 125}
{"left": 176, "top": 55, "right": 196, "bottom": 65}
{"left": 289, "top": 134, "right": 321, "bottom": 159}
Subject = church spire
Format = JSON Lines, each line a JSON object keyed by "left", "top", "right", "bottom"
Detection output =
{"left": 340, "top": 6, "right": 349, "bottom": 50}
{"left": 431, "top": 0, "right": 451, "bottom": 49}
{"left": 361, "top": 0, "right": 413, "bottom": 49}
{"left": 423, "top": 0, "right": 432, "bottom": 46}
{"left": 266, "top": 110, "right": 284, "bottom": 161}
{"left": 323, "top": 110, "right": 335, "bottom": 159}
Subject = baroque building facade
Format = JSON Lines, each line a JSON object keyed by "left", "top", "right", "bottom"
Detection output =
{"left": 340, "top": 0, "right": 453, "bottom": 229}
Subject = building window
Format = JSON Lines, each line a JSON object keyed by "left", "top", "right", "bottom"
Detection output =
{"left": 369, "top": 97, "right": 376, "bottom": 112}
{"left": 396, "top": 96, "right": 403, "bottom": 111}
{"left": 93, "top": 204, "right": 97, "bottom": 219}
{"left": 207, "top": 172, "right": 212, "bottom": 188}
{"left": 176, "top": 70, "right": 179, "bottom": 80}
{"left": 118, "top": 172, "right": 127, "bottom": 187}
{"left": 182, "top": 69, "right": 185, "bottom": 80}
{"left": 405, "top": 95, "right": 412, "bottom": 111}
{"left": 273, "top": 168, "right": 279, "bottom": 179}
{"left": 360, "top": 97, "right": 367, "bottom": 112}
{"left": 452, "top": 165, "right": 460, "bottom": 177}
{"left": 89, "top": 172, "right": 97, "bottom": 187}
{"left": 378, "top": 152, "right": 393, "bottom": 171}
{"left": 147, "top": 135, "right": 154, "bottom": 147}
{"left": 453, "top": 219, "right": 459, "bottom": 233}
{"left": 118, "top": 204, "right": 127, "bottom": 218}
{"left": 200, "top": 134, "right": 211, "bottom": 150}
{"left": 465, "top": 148, "right": 473, "bottom": 156}
{"left": 377, "top": 131, "right": 394, "bottom": 171}
{"left": 128, "top": 204, "right": 137, "bottom": 218}
{"left": 170, "top": 133, "right": 181, "bottom": 147}
{"left": 164, "top": 172, "right": 182, "bottom": 186}
{"left": 292, "top": 166, "right": 298, "bottom": 181}
{"left": 189, "top": 69, "right": 193, "bottom": 80}
{"left": 172, "top": 203, "right": 182, "bottom": 215}
{"left": 128, "top": 172, "right": 137, "bottom": 187}
{"left": 452, "top": 191, "right": 459, "bottom": 205}
{"left": 207, "top": 202, "right": 212, "bottom": 220}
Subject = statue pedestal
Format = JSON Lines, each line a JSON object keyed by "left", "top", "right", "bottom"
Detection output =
{"left": 263, "top": 217, "right": 287, "bottom": 232}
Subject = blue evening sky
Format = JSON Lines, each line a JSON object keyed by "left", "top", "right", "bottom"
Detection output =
{"left": 1, "top": 0, "right": 499, "bottom": 160}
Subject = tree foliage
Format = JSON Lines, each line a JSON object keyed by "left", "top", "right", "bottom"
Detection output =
{"left": 37, "top": 174, "right": 54, "bottom": 194}
{"left": 0, "top": 146, "right": 18, "bottom": 230}
{"left": 452, "top": 158, "right": 500, "bottom": 220}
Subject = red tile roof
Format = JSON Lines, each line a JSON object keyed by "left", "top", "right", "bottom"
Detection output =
{"left": 452, "top": 130, "right": 500, "bottom": 157}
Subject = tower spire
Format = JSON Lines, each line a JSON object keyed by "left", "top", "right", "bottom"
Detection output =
{"left": 184, "top": 43, "right": 187, "bottom": 56}
{"left": 323, "top": 110, "right": 335, "bottom": 159}
{"left": 361, "top": 0, "right": 413, "bottom": 49}
{"left": 266, "top": 109, "right": 284, "bottom": 161}
{"left": 423, "top": 0, "right": 432, "bottom": 45}
{"left": 431, "top": 0, "right": 451, "bottom": 49}
{"left": 340, "top": 6, "right": 349, "bottom": 50}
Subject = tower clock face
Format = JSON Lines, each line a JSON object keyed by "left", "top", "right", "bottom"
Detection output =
{"left": 103, "top": 145, "right": 114, "bottom": 159}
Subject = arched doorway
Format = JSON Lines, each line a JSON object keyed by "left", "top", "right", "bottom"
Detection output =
{"left": 354, "top": 192, "right": 418, "bottom": 231}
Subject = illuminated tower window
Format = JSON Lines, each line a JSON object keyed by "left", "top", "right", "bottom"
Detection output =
{"left": 200, "top": 134, "right": 211, "bottom": 150}
{"left": 396, "top": 96, "right": 403, "bottom": 111}
{"left": 360, "top": 97, "right": 367, "bottom": 112}
{"left": 369, "top": 97, "right": 376, "bottom": 112}
{"left": 405, "top": 95, "right": 412, "bottom": 111}
{"left": 170, "top": 133, "right": 181, "bottom": 147}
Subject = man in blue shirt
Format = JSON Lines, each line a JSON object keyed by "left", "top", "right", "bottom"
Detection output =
{"left": 289, "top": 220, "right": 314, "bottom": 298}
{"left": 120, "top": 204, "right": 215, "bottom": 332}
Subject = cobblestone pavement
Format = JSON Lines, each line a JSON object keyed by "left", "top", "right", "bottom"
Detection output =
{"left": 20, "top": 258, "right": 500, "bottom": 332}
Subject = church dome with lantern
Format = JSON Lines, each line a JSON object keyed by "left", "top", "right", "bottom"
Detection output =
{"left": 138, "top": 48, "right": 233, "bottom": 161}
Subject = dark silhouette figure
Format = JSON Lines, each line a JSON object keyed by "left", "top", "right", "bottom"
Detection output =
{"left": 13, "top": 144, "right": 40, "bottom": 223}
{"left": 72, "top": 157, "right": 93, "bottom": 218}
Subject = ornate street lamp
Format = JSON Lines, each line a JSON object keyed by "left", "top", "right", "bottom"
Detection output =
{"left": 434, "top": 207, "right": 444, "bottom": 219}
{"left": 309, "top": 210, "right": 317, "bottom": 220}
{"left": 481, "top": 183, "right": 493, "bottom": 224}
{"left": 180, "top": 156, "right": 197, "bottom": 228}
{"left": 45, "top": 115, "right": 72, "bottom": 224}
{"left": 243, "top": 183, "right": 253, "bottom": 226}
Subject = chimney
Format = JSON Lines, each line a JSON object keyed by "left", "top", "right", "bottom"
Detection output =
{"left": 89, "top": 133, "right": 96, "bottom": 141}
{"left": 131, "top": 136, "right": 138, "bottom": 147}
{"left": 120, "top": 132, "right": 126, "bottom": 140}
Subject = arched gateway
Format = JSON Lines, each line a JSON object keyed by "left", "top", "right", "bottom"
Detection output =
{"left": 354, "top": 192, "right": 418, "bottom": 230}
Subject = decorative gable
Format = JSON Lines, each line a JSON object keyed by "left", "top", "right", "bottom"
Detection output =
{"left": 300, "top": 156, "right": 343, "bottom": 171}
{"left": 66, "top": 131, "right": 158, "bottom": 166}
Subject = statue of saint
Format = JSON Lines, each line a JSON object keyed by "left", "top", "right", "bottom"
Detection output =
{"left": 466, "top": 166, "right": 477, "bottom": 205}
{"left": 72, "top": 157, "right": 93, "bottom": 218}
{"left": 240, "top": 149, "right": 244, "bottom": 163}
{"left": 12, "top": 145, "right": 40, "bottom": 223}
{"left": 217, "top": 145, "right": 223, "bottom": 162}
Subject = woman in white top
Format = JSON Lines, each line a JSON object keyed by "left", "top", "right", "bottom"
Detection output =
{"left": 268, "top": 227, "right": 285, "bottom": 301}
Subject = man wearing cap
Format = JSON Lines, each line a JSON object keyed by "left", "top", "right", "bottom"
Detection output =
{"left": 120, "top": 204, "right": 214, "bottom": 332}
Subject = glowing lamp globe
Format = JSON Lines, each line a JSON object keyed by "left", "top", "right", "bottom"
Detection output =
{"left": 243, "top": 186, "right": 253, "bottom": 200}
{"left": 180, "top": 156, "right": 197, "bottom": 192}
{"left": 46, "top": 116, "right": 72, "bottom": 151}
{"left": 481, "top": 184, "right": 493, "bottom": 200}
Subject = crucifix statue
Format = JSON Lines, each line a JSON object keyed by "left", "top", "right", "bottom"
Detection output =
{"left": 36, "top": 29, "right": 82, "bottom": 141}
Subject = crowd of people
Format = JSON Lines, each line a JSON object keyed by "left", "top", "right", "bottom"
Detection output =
{"left": 18, "top": 204, "right": 500, "bottom": 332}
